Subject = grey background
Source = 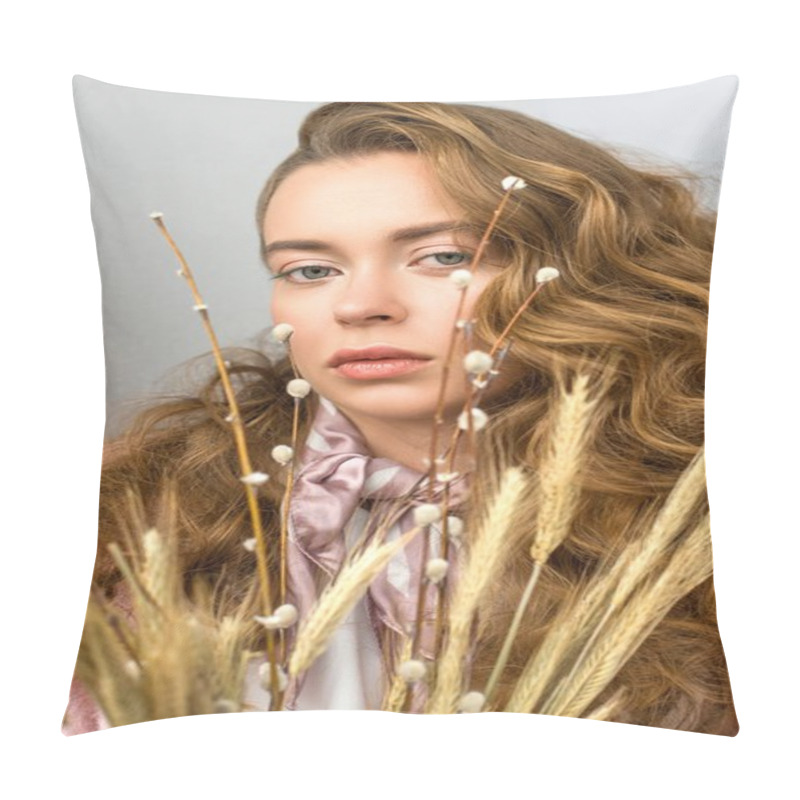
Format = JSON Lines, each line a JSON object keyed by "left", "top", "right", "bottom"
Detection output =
{"left": 73, "top": 76, "right": 737, "bottom": 437}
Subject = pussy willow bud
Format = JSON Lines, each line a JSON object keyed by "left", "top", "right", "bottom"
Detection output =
{"left": 413, "top": 504, "right": 442, "bottom": 526}
{"left": 258, "top": 663, "right": 288, "bottom": 692}
{"left": 273, "top": 604, "right": 299, "bottom": 627}
{"left": 464, "top": 350, "right": 494, "bottom": 374}
{"left": 450, "top": 269, "right": 473, "bottom": 289}
{"left": 536, "top": 266, "right": 560, "bottom": 285}
{"left": 271, "top": 445, "right": 294, "bottom": 465}
{"left": 240, "top": 471, "right": 270, "bottom": 486}
{"left": 458, "top": 691, "right": 486, "bottom": 713}
{"left": 254, "top": 604, "right": 298, "bottom": 630}
{"left": 398, "top": 659, "right": 427, "bottom": 683}
{"left": 425, "top": 558, "right": 449, "bottom": 583}
{"left": 445, "top": 516, "right": 464, "bottom": 538}
{"left": 271, "top": 323, "right": 295, "bottom": 342}
{"left": 287, "top": 378, "right": 312, "bottom": 398}
{"left": 458, "top": 408, "right": 488, "bottom": 431}
{"left": 501, "top": 175, "right": 527, "bottom": 191}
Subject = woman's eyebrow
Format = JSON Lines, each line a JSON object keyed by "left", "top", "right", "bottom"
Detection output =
{"left": 263, "top": 239, "right": 330, "bottom": 256}
{"left": 263, "top": 222, "right": 477, "bottom": 257}
{"left": 390, "top": 221, "right": 478, "bottom": 242}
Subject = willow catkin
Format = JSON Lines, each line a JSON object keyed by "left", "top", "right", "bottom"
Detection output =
{"left": 289, "top": 527, "right": 421, "bottom": 677}
{"left": 382, "top": 635, "right": 414, "bottom": 712}
{"left": 427, "top": 467, "right": 528, "bottom": 714}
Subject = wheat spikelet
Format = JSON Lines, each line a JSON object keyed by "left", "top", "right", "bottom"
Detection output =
{"left": 182, "top": 568, "right": 255, "bottom": 712}
{"left": 77, "top": 516, "right": 266, "bottom": 724}
{"left": 545, "top": 514, "right": 713, "bottom": 719}
{"left": 504, "top": 447, "right": 709, "bottom": 714}
{"left": 141, "top": 527, "right": 177, "bottom": 609}
{"left": 530, "top": 373, "right": 597, "bottom": 564}
{"left": 210, "top": 581, "right": 262, "bottom": 706}
{"left": 502, "top": 590, "right": 582, "bottom": 712}
{"left": 76, "top": 592, "right": 147, "bottom": 726}
{"left": 583, "top": 687, "right": 628, "bottom": 722}
{"left": 426, "top": 467, "right": 528, "bottom": 714}
{"left": 289, "top": 527, "right": 422, "bottom": 677}
{"left": 483, "top": 374, "right": 598, "bottom": 704}
{"left": 607, "top": 447, "right": 707, "bottom": 608}
{"left": 540, "top": 450, "right": 708, "bottom": 713}
{"left": 106, "top": 542, "right": 160, "bottom": 620}
{"left": 211, "top": 616, "right": 250, "bottom": 709}
{"left": 532, "top": 449, "right": 707, "bottom": 713}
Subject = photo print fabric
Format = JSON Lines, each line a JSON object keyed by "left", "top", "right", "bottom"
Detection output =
{"left": 64, "top": 76, "right": 739, "bottom": 735}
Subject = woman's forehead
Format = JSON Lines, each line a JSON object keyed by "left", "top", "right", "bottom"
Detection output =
{"left": 262, "top": 152, "right": 465, "bottom": 238}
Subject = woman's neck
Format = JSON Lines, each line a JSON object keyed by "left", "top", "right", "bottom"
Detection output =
{"left": 341, "top": 410, "right": 468, "bottom": 475}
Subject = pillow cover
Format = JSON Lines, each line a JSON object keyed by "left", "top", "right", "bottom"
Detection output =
{"left": 65, "top": 75, "right": 739, "bottom": 735}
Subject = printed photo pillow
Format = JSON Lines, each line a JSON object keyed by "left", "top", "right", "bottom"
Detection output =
{"left": 64, "top": 75, "right": 739, "bottom": 735}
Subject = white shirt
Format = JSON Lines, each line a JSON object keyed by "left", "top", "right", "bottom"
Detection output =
{"left": 244, "top": 506, "right": 385, "bottom": 711}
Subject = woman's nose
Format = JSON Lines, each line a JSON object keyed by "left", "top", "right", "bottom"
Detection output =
{"left": 332, "top": 270, "right": 408, "bottom": 326}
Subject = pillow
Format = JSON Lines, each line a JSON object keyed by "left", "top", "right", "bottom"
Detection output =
{"left": 65, "top": 75, "right": 739, "bottom": 735}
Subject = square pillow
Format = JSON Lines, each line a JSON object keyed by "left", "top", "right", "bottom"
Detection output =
{"left": 65, "top": 75, "right": 739, "bottom": 735}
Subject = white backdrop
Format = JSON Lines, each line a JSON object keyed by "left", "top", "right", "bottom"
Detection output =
{"left": 3, "top": 2, "right": 796, "bottom": 799}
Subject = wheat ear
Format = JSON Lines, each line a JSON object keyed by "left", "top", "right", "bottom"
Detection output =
{"left": 583, "top": 687, "right": 628, "bottom": 722}
{"left": 426, "top": 467, "right": 528, "bottom": 714}
{"left": 545, "top": 513, "right": 713, "bottom": 719}
{"left": 606, "top": 447, "right": 708, "bottom": 608}
{"left": 538, "top": 447, "right": 708, "bottom": 713}
{"left": 289, "top": 527, "right": 422, "bottom": 677}
{"left": 504, "top": 446, "right": 708, "bottom": 714}
{"left": 483, "top": 374, "right": 597, "bottom": 704}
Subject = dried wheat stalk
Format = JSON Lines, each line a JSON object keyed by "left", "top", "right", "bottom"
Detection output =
{"left": 288, "top": 526, "right": 423, "bottom": 679}
{"left": 426, "top": 467, "right": 528, "bottom": 714}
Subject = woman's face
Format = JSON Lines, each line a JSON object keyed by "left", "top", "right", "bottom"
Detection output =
{"left": 264, "top": 152, "right": 506, "bottom": 428}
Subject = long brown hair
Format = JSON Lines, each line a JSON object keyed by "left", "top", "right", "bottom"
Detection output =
{"left": 96, "top": 102, "right": 736, "bottom": 734}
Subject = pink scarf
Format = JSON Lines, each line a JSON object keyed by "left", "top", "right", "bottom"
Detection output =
{"left": 283, "top": 396, "right": 468, "bottom": 710}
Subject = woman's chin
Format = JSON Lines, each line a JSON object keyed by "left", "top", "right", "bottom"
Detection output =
{"left": 326, "top": 394, "right": 453, "bottom": 427}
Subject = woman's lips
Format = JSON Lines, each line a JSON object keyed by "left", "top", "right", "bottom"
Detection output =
{"left": 333, "top": 358, "right": 431, "bottom": 380}
{"left": 328, "top": 346, "right": 431, "bottom": 366}
{"left": 327, "top": 346, "right": 433, "bottom": 379}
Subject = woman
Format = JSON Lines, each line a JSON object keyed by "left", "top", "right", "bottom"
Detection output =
{"left": 65, "top": 102, "right": 737, "bottom": 734}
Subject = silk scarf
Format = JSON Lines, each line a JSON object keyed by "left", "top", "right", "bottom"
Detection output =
{"left": 283, "top": 396, "right": 468, "bottom": 709}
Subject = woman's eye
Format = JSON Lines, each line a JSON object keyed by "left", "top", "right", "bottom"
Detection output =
{"left": 418, "top": 251, "right": 472, "bottom": 268}
{"left": 275, "top": 265, "right": 337, "bottom": 283}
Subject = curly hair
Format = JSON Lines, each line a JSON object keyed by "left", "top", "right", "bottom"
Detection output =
{"left": 94, "top": 102, "right": 736, "bottom": 734}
